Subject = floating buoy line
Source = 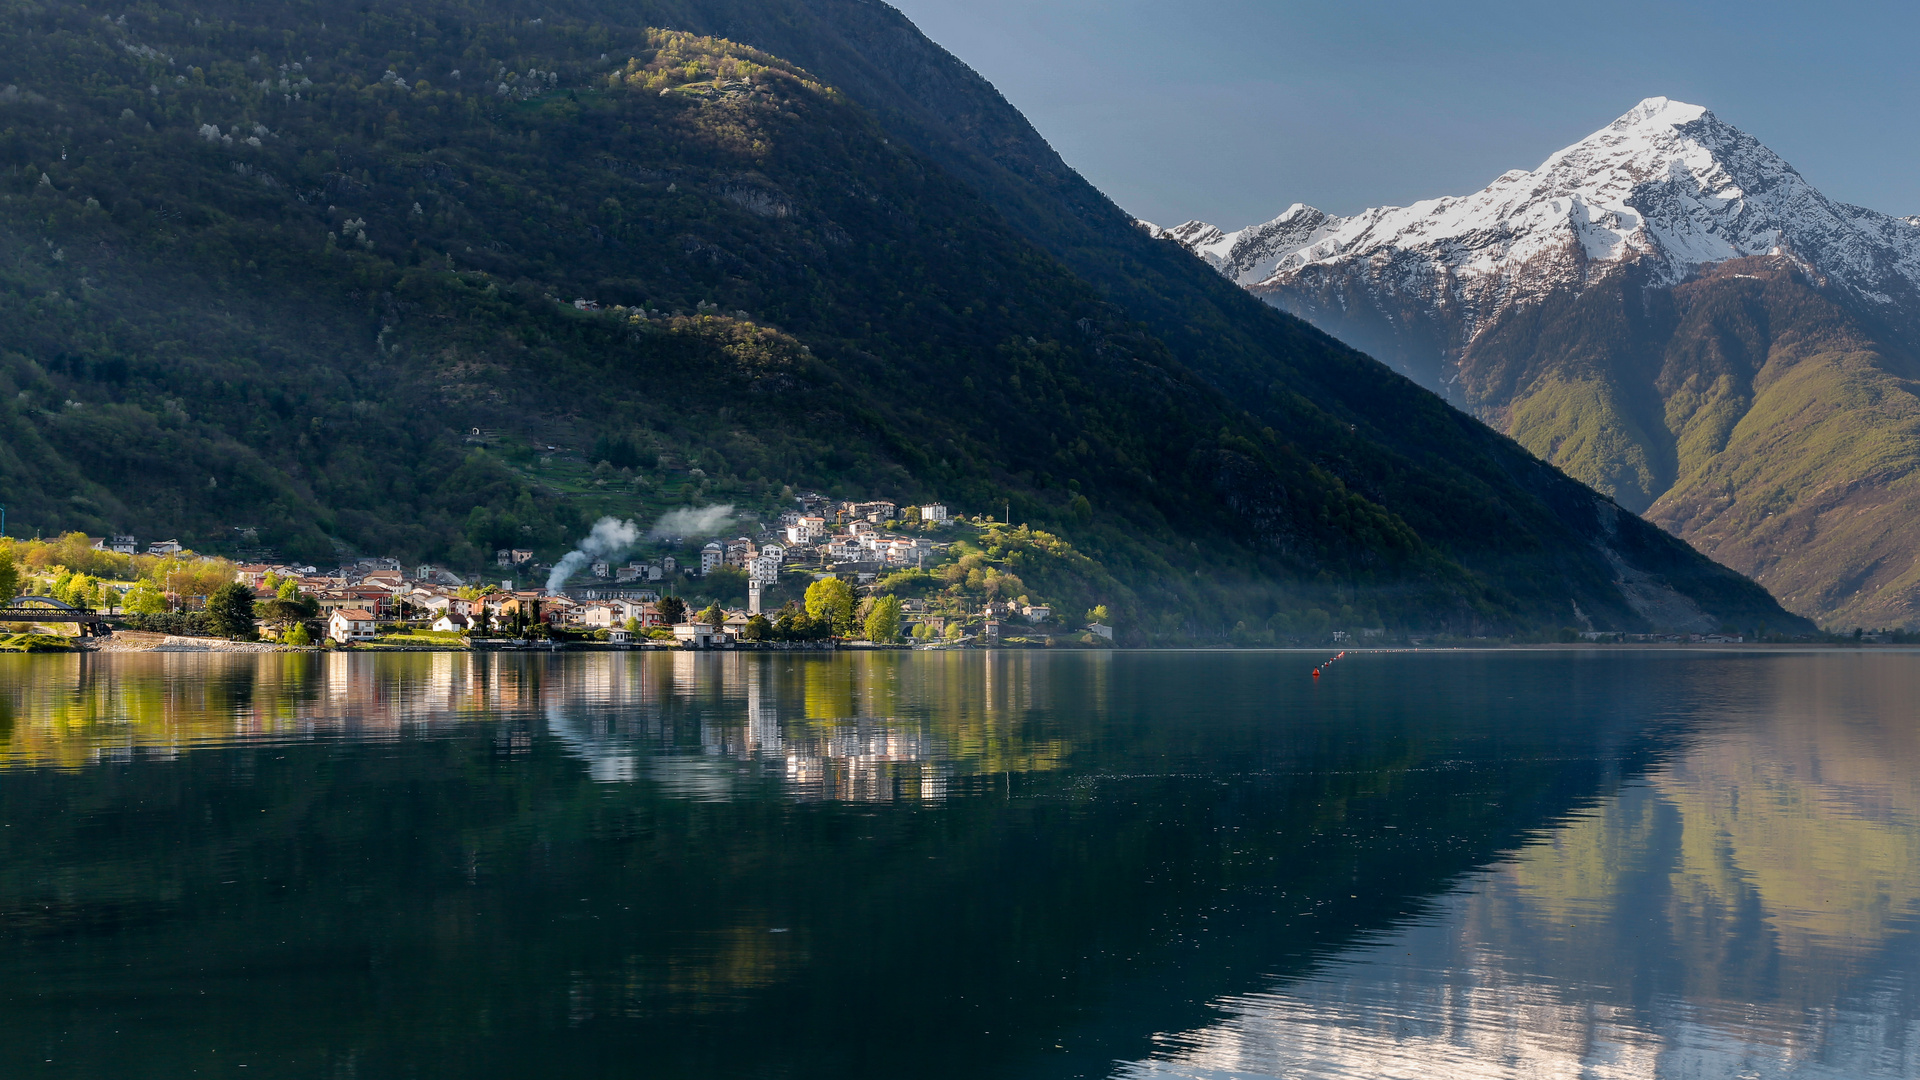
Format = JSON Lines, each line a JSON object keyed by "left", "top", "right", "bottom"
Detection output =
{"left": 1311, "top": 650, "right": 1346, "bottom": 680}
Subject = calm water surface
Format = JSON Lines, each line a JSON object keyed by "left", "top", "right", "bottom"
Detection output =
{"left": 0, "top": 649, "right": 1915, "bottom": 1078}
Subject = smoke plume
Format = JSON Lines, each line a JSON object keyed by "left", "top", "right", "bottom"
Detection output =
{"left": 647, "top": 504, "right": 734, "bottom": 541}
{"left": 546, "top": 516, "right": 643, "bottom": 593}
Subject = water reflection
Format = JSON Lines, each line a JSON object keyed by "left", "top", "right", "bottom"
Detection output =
{"left": 3, "top": 650, "right": 1918, "bottom": 1079}
{"left": 0, "top": 651, "right": 1074, "bottom": 802}
{"left": 1122, "top": 652, "right": 1920, "bottom": 1080}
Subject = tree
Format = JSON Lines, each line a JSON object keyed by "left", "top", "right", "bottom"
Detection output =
{"left": 124, "top": 580, "right": 168, "bottom": 615}
{"left": 742, "top": 614, "right": 772, "bottom": 641}
{"left": 1086, "top": 604, "right": 1110, "bottom": 625}
{"left": 284, "top": 622, "right": 312, "bottom": 647}
{"left": 658, "top": 595, "right": 688, "bottom": 624}
{"left": 773, "top": 601, "right": 826, "bottom": 641}
{"left": 864, "top": 595, "right": 902, "bottom": 642}
{"left": 804, "top": 577, "right": 856, "bottom": 636}
{"left": 944, "top": 622, "right": 965, "bottom": 641}
{"left": 623, "top": 616, "right": 641, "bottom": 633}
{"left": 260, "top": 582, "right": 319, "bottom": 629}
{"left": 705, "top": 564, "right": 749, "bottom": 603}
{"left": 0, "top": 550, "right": 17, "bottom": 602}
{"left": 205, "top": 582, "right": 257, "bottom": 639}
{"left": 698, "top": 602, "right": 725, "bottom": 627}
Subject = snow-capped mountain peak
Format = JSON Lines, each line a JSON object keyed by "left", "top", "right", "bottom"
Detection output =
{"left": 1149, "top": 97, "right": 1920, "bottom": 325}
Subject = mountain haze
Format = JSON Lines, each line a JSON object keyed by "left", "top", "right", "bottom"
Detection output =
{"left": 0, "top": 5, "right": 1804, "bottom": 637}
{"left": 1154, "top": 98, "right": 1920, "bottom": 628}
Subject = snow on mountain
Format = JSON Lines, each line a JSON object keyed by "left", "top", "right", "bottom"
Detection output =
{"left": 1150, "top": 97, "right": 1920, "bottom": 333}
{"left": 1140, "top": 204, "right": 1343, "bottom": 286}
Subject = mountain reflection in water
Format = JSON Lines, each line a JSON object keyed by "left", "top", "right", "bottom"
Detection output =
{"left": 0, "top": 650, "right": 1914, "bottom": 1079}
{"left": 1124, "top": 652, "right": 1920, "bottom": 1080}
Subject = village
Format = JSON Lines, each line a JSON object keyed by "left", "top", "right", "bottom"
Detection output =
{"left": 18, "top": 494, "right": 1117, "bottom": 651}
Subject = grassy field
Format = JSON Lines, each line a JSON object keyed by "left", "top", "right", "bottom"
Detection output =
{"left": 0, "top": 633, "right": 80, "bottom": 653}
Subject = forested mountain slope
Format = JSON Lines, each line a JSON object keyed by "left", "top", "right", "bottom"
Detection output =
{"left": 0, "top": 1, "right": 1805, "bottom": 637}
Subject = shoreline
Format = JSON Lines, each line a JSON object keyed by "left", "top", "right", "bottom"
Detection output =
{"left": 45, "top": 636, "right": 1920, "bottom": 656}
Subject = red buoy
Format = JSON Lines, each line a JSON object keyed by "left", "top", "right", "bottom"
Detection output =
{"left": 1312, "top": 667, "right": 1321, "bottom": 678}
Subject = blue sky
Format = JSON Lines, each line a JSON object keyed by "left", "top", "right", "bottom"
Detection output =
{"left": 887, "top": 0, "right": 1920, "bottom": 227}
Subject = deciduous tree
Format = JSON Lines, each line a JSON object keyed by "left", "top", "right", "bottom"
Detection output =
{"left": 804, "top": 577, "right": 856, "bottom": 636}
{"left": 864, "top": 595, "right": 902, "bottom": 643}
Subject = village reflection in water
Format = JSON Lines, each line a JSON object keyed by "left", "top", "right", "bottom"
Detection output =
{"left": 0, "top": 651, "right": 1079, "bottom": 802}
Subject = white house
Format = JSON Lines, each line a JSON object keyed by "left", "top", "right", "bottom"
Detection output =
{"left": 328, "top": 608, "right": 377, "bottom": 643}
{"left": 672, "top": 623, "right": 723, "bottom": 648}
{"left": 1022, "top": 605, "right": 1051, "bottom": 624}
{"left": 431, "top": 610, "right": 474, "bottom": 633}
{"left": 747, "top": 554, "right": 781, "bottom": 586}
{"left": 700, "top": 541, "right": 725, "bottom": 576}
{"left": 917, "top": 504, "right": 948, "bottom": 523}
{"left": 147, "top": 539, "right": 183, "bottom": 555}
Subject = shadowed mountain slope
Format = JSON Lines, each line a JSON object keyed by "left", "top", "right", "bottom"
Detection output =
{"left": 0, "top": 1, "right": 1806, "bottom": 636}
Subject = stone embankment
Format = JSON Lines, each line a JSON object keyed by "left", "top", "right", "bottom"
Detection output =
{"left": 88, "top": 631, "right": 290, "bottom": 654}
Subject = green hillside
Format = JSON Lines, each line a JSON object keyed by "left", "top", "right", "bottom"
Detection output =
{"left": 0, "top": 1, "right": 1806, "bottom": 638}
{"left": 1649, "top": 262, "right": 1920, "bottom": 630}
{"left": 1415, "top": 255, "right": 1920, "bottom": 629}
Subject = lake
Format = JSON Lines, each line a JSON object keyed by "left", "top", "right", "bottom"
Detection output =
{"left": 0, "top": 649, "right": 1916, "bottom": 1078}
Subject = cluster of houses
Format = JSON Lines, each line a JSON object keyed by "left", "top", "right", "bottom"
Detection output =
{"left": 756, "top": 497, "right": 943, "bottom": 576}
{"left": 491, "top": 497, "right": 956, "bottom": 620}
{"left": 223, "top": 495, "right": 954, "bottom": 647}
{"left": 90, "top": 535, "right": 185, "bottom": 556}
{"left": 232, "top": 559, "right": 566, "bottom": 644}
{"left": 217, "top": 496, "right": 1111, "bottom": 647}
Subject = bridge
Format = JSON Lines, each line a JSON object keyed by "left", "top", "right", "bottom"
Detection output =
{"left": 0, "top": 596, "right": 112, "bottom": 637}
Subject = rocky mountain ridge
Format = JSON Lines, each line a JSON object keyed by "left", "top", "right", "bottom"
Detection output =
{"left": 1149, "top": 97, "right": 1920, "bottom": 629}
{"left": 1150, "top": 97, "right": 1920, "bottom": 364}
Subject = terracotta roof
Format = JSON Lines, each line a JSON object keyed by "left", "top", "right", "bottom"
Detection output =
{"left": 334, "top": 608, "right": 375, "bottom": 621}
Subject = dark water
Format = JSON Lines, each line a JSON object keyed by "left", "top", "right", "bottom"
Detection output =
{"left": 0, "top": 650, "right": 1915, "bottom": 1079}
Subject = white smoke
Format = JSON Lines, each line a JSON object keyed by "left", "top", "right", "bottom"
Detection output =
{"left": 647, "top": 504, "right": 734, "bottom": 541}
{"left": 546, "top": 516, "right": 642, "bottom": 593}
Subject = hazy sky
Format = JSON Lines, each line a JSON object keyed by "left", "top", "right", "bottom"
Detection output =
{"left": 886, "top": 0, "right": 1920, "bottom": 228}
